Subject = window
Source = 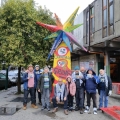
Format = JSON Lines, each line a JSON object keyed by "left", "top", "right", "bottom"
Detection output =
{"left": 102, "top": 0, "right": 107, "bottom": 37}
{"left": 109, "top": 0, "right": 114, "bottom": 35}
{"left": 90, "top": 7, "right": 94, "bottom": 42}
{"left": 102, "top": 0, "right": 114, "bottom": 37}
{"left": 86, "top": 11, "right": 89, "bottom": 44}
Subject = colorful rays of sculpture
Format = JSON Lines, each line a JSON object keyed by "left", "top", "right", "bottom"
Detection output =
{"left": 36, "top": 7, "right": 87, "bottom": 60}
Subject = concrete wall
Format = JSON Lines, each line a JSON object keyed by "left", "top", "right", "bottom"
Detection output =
{"left": 82, "top": 0, "right": 120, "bottom": 46}
{"left": 71, "top": 60, "right": 79, "bottom": 70}
{"left": 73, "top": 12, "right": 83, "bottom": 50}
{"left": 114, "top": 0, "right": 120, "bottom": 37}
{"left": 79, "top": 54, "right": 98, "bottom": 74}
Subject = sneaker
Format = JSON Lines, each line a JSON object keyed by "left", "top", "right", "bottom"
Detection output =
{"left": 80, "top": 108, "right": 83, "bottom": 114}
{"left": 75, "top": 106, "right": 79, "bottom": 111}
{"left": 84, "top": 106, "right": 90, "bottom": 113}
{"left": 69, "top": 107, "right": 73, "bottom": 111}
{"left": 38, "top": 102, "right": 42, "bottom": 105}
{"left": 52, "top": 107, "right": 58, "bottom": 113}
{"left": 23, "top": 105, "right": 27, "bottom": 110}
{"left": 93, "top": 108, "right": 97, "bottom": 115}
{"left": 64, "top": 110, "right": 68, "bottom": 115}
{"left": 47, "top": 107, "right": 50, "bottom": 111}
{"left": 41, "top": 106, "right": 45, "bottom": 111}
{"left": 31, "top": 104, "right": 38, "bottom": 109}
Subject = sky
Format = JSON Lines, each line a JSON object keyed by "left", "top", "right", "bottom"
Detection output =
{"left": 34, "top": 0, "right": 94, "bottom": 24}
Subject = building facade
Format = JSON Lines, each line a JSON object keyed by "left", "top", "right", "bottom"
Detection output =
{"left": 73, "top": 0, "right": 120, "bottom": 82}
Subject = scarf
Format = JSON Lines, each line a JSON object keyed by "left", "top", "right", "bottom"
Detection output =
{"left": 72, "top": 71, "right": 83, "bottom": 86}
{"left": 56, "top": 83, "right": 65, "bottom": 101}
{"left": 99, "top": 73, "right": 108, "bottom": 88}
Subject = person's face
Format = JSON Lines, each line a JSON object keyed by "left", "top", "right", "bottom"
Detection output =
{"left": 99, "top": 70, "right": 104, "bottom": 76}
{"left": 36, "top": 67, "right": 39, "bottom": 70}
{"left": 67, "top": 77, "right": 71, "bottom": 82}
{"left": 28, "top": 66, "right": 33, "bottom": 72}
{"left": 58, "top": 79, "right": 63, "bottom": 85}
{"left": 88, "top": 70, "right": 93, "bottom": 75}
{"left": 44, "top": 68, "right": 49, "bottom": 73}
{"left": 80, "top": 67, "right": 85, "bottom": 73}
{"left": 75, "top": 70, "right": 79, "bottom": 73}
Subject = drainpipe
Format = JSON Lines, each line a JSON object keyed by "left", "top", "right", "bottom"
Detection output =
{"left": 88, "top": 5, "right": 91, "bottom": 51}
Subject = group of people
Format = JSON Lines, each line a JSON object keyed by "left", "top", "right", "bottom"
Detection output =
{"left": 22, "top": 64, "right": 112, "bottom": 115}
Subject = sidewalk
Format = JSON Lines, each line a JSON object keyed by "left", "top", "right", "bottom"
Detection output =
{"left": 0, "top": 86, "right": 119, "bottom": 120}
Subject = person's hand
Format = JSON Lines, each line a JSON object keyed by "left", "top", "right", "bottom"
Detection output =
{"left": 38, "top": 89, "right": 40, "bottom": 92}
{"left": 79, "top": 76, "right": 83, "bottom": 79}
{"left": 91, "top": 75, "right": 94, "bottom": 78}
{"left": 25, "top": 70, "right": 29, "bottom": 73}
{"left": 109, "top": 90, "right": 112, "bottom": 96}
{"left": 64, "top": 97, "right": 66, "bottom": 101}
{"left": 56, "top": 97, "right": 59, "bottom": 102}
{"left": 96, "top": 89, "right": 98, "bottom": 93}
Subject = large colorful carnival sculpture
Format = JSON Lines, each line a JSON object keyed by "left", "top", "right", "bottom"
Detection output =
{"left": 36, "top": 7, "right": 87, "bottom": 85}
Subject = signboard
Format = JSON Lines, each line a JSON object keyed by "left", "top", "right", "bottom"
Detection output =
{"left": 52, "top": 42, "right": 72, "bottom": 85}
{"left": 80, "top": 61, "right": 94, "bottom": 70}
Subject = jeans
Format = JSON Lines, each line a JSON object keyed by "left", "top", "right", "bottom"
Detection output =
{"left": 34, "top": 89, "right": 41, "bottom": 103}
{"left": 99, "top": 90, "right": 108, "bottom": 108}
{"left": 23, "top": 87, "right": 36, "bottom": 105}
{"left": 52, "top": 97, "right": 68, "bottom": 109}
{"left": 41, "top": 88, "right": 50, "bottom": 108}
{"left": 86, "top": 92, "right": 97, "bottom": 108}
{"left": 67, "top": 93, "right": 73, "bottom": 107}
{"left": 76, "top": 88, "right": 84, "bottom": 108}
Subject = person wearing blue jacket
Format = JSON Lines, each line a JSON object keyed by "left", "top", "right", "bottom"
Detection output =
{"left": 97, "top": 69, "right": 112, "bottom": 109}
{"left": 34, "top": 65, "right": 42, "bottom": 105}
{"left": 84, "top": 68, "right": 98, "bottom": 115}
{"left": 22, "top": 64, "right": 38, "bottom": 110}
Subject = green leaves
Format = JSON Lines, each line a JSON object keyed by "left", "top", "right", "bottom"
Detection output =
{"left": 0, "top": 0, "right": 55, "bottom": 68}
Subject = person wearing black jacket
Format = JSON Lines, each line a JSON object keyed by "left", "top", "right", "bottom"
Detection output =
{"left": 37, "top": 66, "right": 54, "bottom": 111}
{"left": 72, "top": 66, "right": 85, "bottom": 114}
{"left": 98, "top": 69, "right": 112, "bottom": 109}
{"left": 80, "top": 67, "right": 86, "bottom": 108}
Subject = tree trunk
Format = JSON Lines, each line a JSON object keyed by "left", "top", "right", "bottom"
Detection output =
{"left": 17, "top": 66, "right": 21, "bottom": 94}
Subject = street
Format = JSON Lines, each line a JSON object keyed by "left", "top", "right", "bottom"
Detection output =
{"left": 0, "top": 86, "right": 119, "bottom": 120}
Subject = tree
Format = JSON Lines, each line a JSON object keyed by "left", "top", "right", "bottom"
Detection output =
{"left": 0, "top": 0, "right": 55, "bottom": 93}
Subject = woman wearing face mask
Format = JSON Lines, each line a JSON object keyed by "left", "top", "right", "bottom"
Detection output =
{"left": 66, "top": 76, "right": 76, "bottom": 111}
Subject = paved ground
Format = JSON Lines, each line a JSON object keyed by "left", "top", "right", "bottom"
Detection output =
{"left": 0, "top": 86, "right": 120, "bottom": 120}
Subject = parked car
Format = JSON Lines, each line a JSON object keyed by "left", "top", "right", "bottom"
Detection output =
{"left": 8, "top": 70, "right": 23, "bottom": 85}
{"left": 0, "top": 70, "right": 6, "bottom": 74}
{"left": 0, "top": 73, "right": 11, "bottom": 89}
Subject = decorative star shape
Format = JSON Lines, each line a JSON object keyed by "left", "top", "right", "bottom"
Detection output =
{"left": 36, "top": 7, "right": 87, "bottom": 60}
